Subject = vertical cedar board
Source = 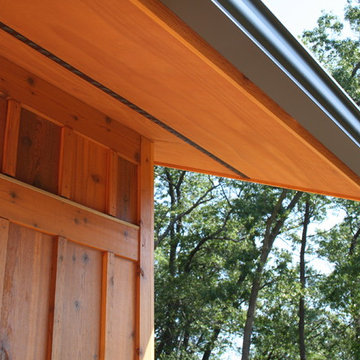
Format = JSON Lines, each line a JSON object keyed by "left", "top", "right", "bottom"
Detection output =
{"left": 69, "top": 133, "right": 108, "bottom": 213}
{"left": 16, "top": 108, "right": 61, "bottom": 194}
{"left": 47, "top": 237, "right": 67, "bottom": 360}
{"left": 105, "top": 255, "right": 136, "bottom": 359}
{"left": 0, "top": 98, "right": 7, "bottom": 171}
{"left": 106, "top": 150, "right": 118, "bottom": 217}
{"left": 100, "top": 252, "right": 112, "bottom": 360}
{"left": 0, "top": 223, "right": 53, "bottom": 360}
{"left": 138, "top": 137, "right": 155, "bottom": 360}
{"left": 0, "top": 218, "right": 9, "bottom": 324}
{"left": 2, "top": 99, "right": 20, "bottom": 177}
{"left": 58, "top": 126, "right": 75, "bottom": 199}
{"left": 117, "top": 157, "right": 138, "bottom": 224}
{"left": 54, "top": 240, "right": 102, "bottom": 359}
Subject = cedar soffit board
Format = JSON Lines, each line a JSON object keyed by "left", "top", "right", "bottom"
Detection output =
{"left": 0, "top": 0, "right": 359, "bottom": 200}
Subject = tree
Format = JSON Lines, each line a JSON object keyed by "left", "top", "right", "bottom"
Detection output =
{"left": 155, "top": 168, "right": 249, "bottom": 359}
{"left": 316, "top": 199, "right": 360, "bottom": 359}
{"left": 241, "top": 189, "right": 303, "bottom": 360}
{"left": 302, "top": 0, "right": 360, "bottom": 104}
{"left": 154, "top": 167, "right": 305, "bottom": 359}
{"left": 298, "top": 196, "right": 310, "bottom": 360}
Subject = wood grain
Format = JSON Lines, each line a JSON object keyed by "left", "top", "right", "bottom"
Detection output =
{"left": 0, "top": 173, "right": 139, "bottom": 260}
{"left": 48, "top": 236, "right": 67, "bottom": 360}
{"left": 0, "top": 56, "right": 141, "bottom": 165}
{"left": 101, "top": 253, "right": 136, "bottom": 360}
{"left": 67, "top": 131, "right": 108, "bottom": 213}
{"left": 58, "top": 126, "right": 75, "bottom": 198}
{"left": 0, "top": 223, "right": 53, "bottom": 360}
{"left": 16, "top": 108, "right": 61, "bottom": 193}
{"left": 0, "top": 97, "right": 7, "bottom": 171}
{"left": 2, "top": 99, "right": 21, "bottom": 177}
{"left": 110, "top": 256, "right": 136, "bottom": 360}
{"left": 106, "top": 150, "right": 118, "bottom": 217}
{"left": 53, "top": 240, "right": 102, "bottom": 360}
{"left": 117, "top": 156, "right": 138, "bottom": 224}
{"left": 138, "top": 137, "right": 154, "bottom": 360}
{"left": 100, "top": 251, "right": 113, "bottom": 360}
{"left": 0, "top": 218, "right": 9, "bottom": 322}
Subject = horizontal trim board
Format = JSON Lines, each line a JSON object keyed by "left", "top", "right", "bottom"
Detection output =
{"left": 0, "top": 174, "right": 139, "bottom": 260}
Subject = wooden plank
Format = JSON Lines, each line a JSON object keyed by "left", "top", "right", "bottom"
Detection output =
{"left": 58, "top": 127, "right": 75, "bottom": 198}
{"left": 138, "top": 137, "right": 154, "bottom": 360}
{"left": 117, "top": 156, "right": 138, "bottom": 224}
{"left": 100, "top": 251, "right": 113, "bottom": 360}
{"left": 106, "top": 150, "right": 118, "bottom": 217}
{"left": 0, "top": 223, "right": 53, "bottom": 360}
{"left": 106, "top": 255, "right": 136, "bottom": 360}
{"left": 0, "top": 218, "right": 9, "bottom": 320}
{"left": 69, "top": 133, "right": 108, "bottom": 213}
{"left": 2, "top": 99, "right": 20, "bottom": 176}
{"left": 0, "top": 97, "right": 7, "bottom": 171}
{"left": 48, "top": 236, "right": 67, "bottom": 360}
{"left": 16, "top": 108, "right": 61, "bottom": 194}
{"left": 52, "top": 241, "right": 102, "bottom": 359}
{"left": 0, "top": 56, "right": 141, "bottom": 165}
{"left": 100, "top": 252, "right": 136, "bottom": 360}
{"left": 0, "top": 173, "right": 139, "bottom": 260}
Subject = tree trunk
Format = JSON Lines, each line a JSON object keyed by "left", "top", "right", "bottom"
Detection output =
{"left": 202, "top": 327, "right": 221, "bottom": 360}
{"left": 299, "top": 199, "right": 310, "bottom": 360}
{"left": 241, "top": 190, "right": 302, "bottom": 360}
{"left": 241, "top": 269, "right": 263, "bottom": 360}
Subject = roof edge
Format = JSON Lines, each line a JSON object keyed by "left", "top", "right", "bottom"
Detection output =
{"left": 213, "top": 0, "right": 360, "bottom": 147}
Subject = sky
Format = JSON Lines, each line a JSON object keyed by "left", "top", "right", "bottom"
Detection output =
{"left": 261, "top": 0, "right": 350, "bottom": 37}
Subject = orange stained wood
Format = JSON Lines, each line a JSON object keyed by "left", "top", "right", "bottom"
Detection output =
{"left": 116, "top": 157, "right": 139, "bottom": 224}
{"left": 48, "top": 236, "right": 67, "bottom": 360}
{"left": 0, "top": 174, "right": 139, "bottom": 260}
{"left": 0, "top": 218, "right": 9, "bottom": 322}
{"left": 0, "top": 97, "right": 6, "bottom": 171}
{"left": 106, "top": 150, "right": 119, "bottom": 217}
{"left": 0, "top": 51, "right": 153, "bottom": 357}
{"left": 16, "top": 108, "right": 61, "bottom": 193}
{"left": 0, "top": 0, "right": 359, "bottom": 201}
{"left": 138, "top": 137, "right": 155, "bottom": 360}
{"left": 2, "top": 99, "right": 21, "bottom": 177}
{"left": 64, "top": 131, "right": 109, "bottom": 213}
{"left": 56, "top": 240, "right": 102, "bottom": 359}
{"left": 101, "top": 252, "right": 137, "bottom": 359}
{"left": 0, "top": 223, "right": 54, "bottom": 360}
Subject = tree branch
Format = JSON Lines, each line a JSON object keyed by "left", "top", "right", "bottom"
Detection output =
{"left": 184, "top": 209, "right": 233, "bottom": 272}
{"left": 155, "top": 184, "right": 219, "bottom": 248}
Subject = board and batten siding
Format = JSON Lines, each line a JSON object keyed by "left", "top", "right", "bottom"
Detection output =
{"left": 0, "top": 57, "right": 154, "bottom": 360}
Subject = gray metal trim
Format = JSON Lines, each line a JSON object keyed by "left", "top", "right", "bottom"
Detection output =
{"left": 214, "top": 0, "right": 360, "bottom": 146}
{"left": 160, "top": 0, "right": 360, "bottom": 176}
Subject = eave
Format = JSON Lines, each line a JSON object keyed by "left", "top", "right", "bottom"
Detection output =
{"left": 0, "top": 0, "right": 359, "bottom": 200}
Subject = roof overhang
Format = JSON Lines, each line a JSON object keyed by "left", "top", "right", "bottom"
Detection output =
{"left": 0, "top": 0, "right": 359, "bottom": 199}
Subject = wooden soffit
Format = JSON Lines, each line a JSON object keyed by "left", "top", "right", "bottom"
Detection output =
{"left": 0, "top": 0, "right": 359, "bottom": 200}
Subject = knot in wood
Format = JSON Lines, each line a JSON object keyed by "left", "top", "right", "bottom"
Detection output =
{"left": 0, "top": 347, "right": 9, "bottom": 360}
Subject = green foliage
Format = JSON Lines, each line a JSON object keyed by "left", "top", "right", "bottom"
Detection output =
{"left": 301, "top": 0, "right": 360, "bottom": 104}
{"left": 155, "top": 168, "right": 304, "bottom": 359}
